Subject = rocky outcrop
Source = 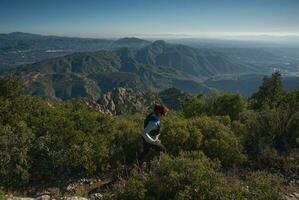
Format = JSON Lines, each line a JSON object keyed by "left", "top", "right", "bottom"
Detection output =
{"left": 96, "top": 87, "right": 161, "bottom": 115}
{"left": 85, "top": 87, "right": 190, "bottom": 115}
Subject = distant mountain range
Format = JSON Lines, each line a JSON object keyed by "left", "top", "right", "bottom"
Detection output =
{"left": 13, "top": 40, "right": 230, "bottom": 99}
{"left": 204, "top": 74, "right": 299, "bottom": 97}
{"left": 0, "top": 32, "right": 150, "bottom": 71}
{"left": 0, "top": 32, "right": 150, "bottom": 51}
{"left": 0, "top": 32, "right": 298, "bottom": 99}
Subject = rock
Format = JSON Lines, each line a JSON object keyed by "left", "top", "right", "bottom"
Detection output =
{"left": 289, "top": 194, "right": 295, "bottom": 197}
{"left": 62, "top": 197, "right": 88, "bottom": 200}
{"left": 96, "top": 87, "right": 160, "bottom": 115}
{"left": 89, "top": 193, "right": 103, "bottom": 200}
{"left": 35, "top": 194, "right": 51, "bottom": 200}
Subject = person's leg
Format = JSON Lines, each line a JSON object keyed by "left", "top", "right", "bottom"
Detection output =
{"left": 151, "top": 142, "right": 167, "bottom": 153}
{"left": 137, "top": 138, "right": 150, "bottom": 165}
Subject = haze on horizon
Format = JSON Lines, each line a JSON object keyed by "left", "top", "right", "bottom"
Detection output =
{"left": 0, "top": 0, "right": 298, "bottom": 38}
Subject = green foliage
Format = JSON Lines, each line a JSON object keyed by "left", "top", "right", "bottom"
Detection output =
{"left": 0, "top": 75, "right": 294, "bottom": 198}
{"left": 160, "top": 114, "right": 246, "bottom": 167}
{"left": 113, "top": 168, "right": 148, "bottom": 200}
{"left": 27, "top": 98, "right": 114, "bottom": 181}
{"left": 250, "top": 72, "right": 285, "bottom": 110}
{"left": 0, "top": 188, "right": 5, "bottom": 200}
{"left": 160, "top": 114, "right": 203, "bottom": 155}
{"left": 182, "top": 92, "right": 246, "bottom": 120}
{"left": 114, "top": 152, "right": 246, "bottom": 200}
{"left": 0, "top": 75, "right": 23, "bottom": 99}
{"left": 212, "top": 93, "right": 246, "bottom": 120}
{"left": 242, "top": 100, "right": 298, "bottom": 157}
{"left": 114, "top": 154, "right": 284, "bottom": 200}
{"left": 108, "top": 114, "right": 143, "bottom": 165}
{"left": 193, "top": 117, "right": 246, "bottom": 167}
{"left": 181, "top": 95, "right": 205, "bottom": 117}
{"left": 237, "top": 88, "right": 299, "bottom": 170}
{"left": 245, "top": 171, "right": 283, "bottom": 200}
{"left": 0, "top": 122, "right": 33, "bottom": 187}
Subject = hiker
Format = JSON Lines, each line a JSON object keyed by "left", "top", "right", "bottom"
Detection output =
{"left": 137, "top": 104, "right": 169, "bottom": 164}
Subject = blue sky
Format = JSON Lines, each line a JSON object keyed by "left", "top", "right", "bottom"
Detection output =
{"left": 0, "top": 0, "right": 298, "bottom": 38}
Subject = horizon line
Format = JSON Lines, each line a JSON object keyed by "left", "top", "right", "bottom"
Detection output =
{"left": 2, "top": 31, "right": 299, "bottom": 39}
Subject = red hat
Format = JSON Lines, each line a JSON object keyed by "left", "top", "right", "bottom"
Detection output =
{"left": 154, "top": 104, "right": 169, "bottom": 116}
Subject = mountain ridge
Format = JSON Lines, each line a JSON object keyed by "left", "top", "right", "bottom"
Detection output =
{"left": 10, "top": 40, "right": 250, "bottom": 99}
{"left": 1, "top": 34, "right": 298, "bottom": 100}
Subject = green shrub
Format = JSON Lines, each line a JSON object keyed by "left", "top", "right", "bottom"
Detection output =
{"left": 113, "top": 152, "right": 246, "bottom": 200}
{"left": 242, "top": 104, "right": 298, "bottom": 159}
{"left": 245, "top": 171, "right": 283, "bottom": 200}
{"left": 160, "top": 115, "right": 245, "bottom": 167}
{"left": 108, "top": 114, "right": 143, "bottom": 165}
{"left": 113, "top": 168, "right": 148, "bottom": 200}
{"left": 191, "top": 117, "right": 246, "bottom": 167}
{"left": 0, "top": 75, "right": 23, "bottom": 99}
{"left": 181, "top": 95, "right": 205, "bottom": 118}
{"left": 0, "top": 122, "right": 33, "bottom": 188}
{"left": 0, "top": 188, "right": 5, "bottom": 200}
{"left": 160, "top": 114, "right": 203, "bottom": 155}
{"left": 182, "top": 92, "right": 246, "bottom": 120}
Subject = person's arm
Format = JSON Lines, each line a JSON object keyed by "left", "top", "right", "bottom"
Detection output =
{"left": 143, "top": 121, "right": 159, "bottom": 144}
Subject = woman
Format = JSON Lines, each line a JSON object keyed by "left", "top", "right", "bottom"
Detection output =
{"left": 137, "top": 104, "right": 169, "bottom": 164}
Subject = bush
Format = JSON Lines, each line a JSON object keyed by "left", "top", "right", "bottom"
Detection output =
{"left": 192, "top": 117, "right": 246, "bottom": 167}
{"left": 113, "top": 168, "right": 148, "bottom": 200}
{"left": 245, "top": 171, "right": 283, "bottom": 200}
{"left": 0, "top": 74, "right": 293, "bottom": 196}
{"left": 182, "top": 92, "right": 246, "bottom": 120}
{"left": 113, "top": 152, "right": 246, "bottom": 200}
{"left": 0, "top": 75, "right": 23, "bottom": 99}
{"left": 160, "top": 115, "right": 245, "bottom": 167}
{"left": 108, "top": 114, "right": 144, "bottom": 165}
{"left": 0, "top": 188, "right": 5, "bottom": 200}
{"left": 28, "top": 98, "right": 113, "bottom": 181}
{"left": 160, "top": 114, "right": 203, "bottom": 155}
{"left": 0, "top": 122, "right": 33, "bottom": 188}
{"left": 242, "top": 104, "right": 298, "bottom": 159}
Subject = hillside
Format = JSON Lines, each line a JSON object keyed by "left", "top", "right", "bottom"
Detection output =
{"left": 1, "top": 34, "right": 298, "bottom": 100}
{"left": 204, "top": 74, "right": 299, "bottom": 97}
{"left": 135, "top": 40, "right": 253, "bottom": 77}
{"left": 0, "top": 74, "right": 298, "bottom": 199}
{"left": 0, "top": 32, "right": 150, "bottom": 71}
{"left": 5, "top": 40, "right": 259, "bottom": 99}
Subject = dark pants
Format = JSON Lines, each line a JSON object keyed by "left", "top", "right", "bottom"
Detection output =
{"left": 137, "top": 137, "right": 165, "bottom": 164}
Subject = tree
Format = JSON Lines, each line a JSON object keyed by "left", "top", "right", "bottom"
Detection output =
{"left": 250, "top": 72, "right": 284, "bottom": 110}
{"left": 182, "top": 92, "right": 246, "bottom": 120}
{"left": 0, "top": 75, "right": 23, "bottom": 99}
{"left": 212, "top": 93, "right": 245, "bottom": 120}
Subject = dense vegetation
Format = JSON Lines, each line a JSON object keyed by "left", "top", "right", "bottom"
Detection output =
{"left": 0, "top": 72, "right": 298, "bottom": 199}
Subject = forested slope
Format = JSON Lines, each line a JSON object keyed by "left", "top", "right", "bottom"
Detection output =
{"left": 0, "top": 72, "right": 298, "bottom": 199}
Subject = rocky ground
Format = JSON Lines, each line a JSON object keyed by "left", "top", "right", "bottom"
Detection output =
{"left": 4, "top": 175, "right": 299, "bottom": 200}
